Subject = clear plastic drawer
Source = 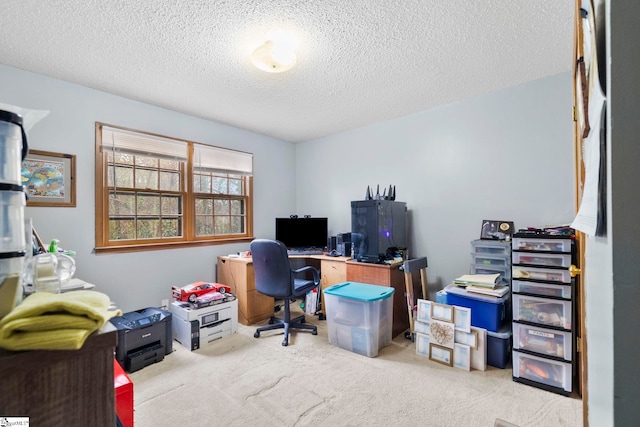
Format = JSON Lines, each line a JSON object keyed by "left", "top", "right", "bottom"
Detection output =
{"left": 512, "top": 237, "right": 571, "bottom": 253}
{"left": 512, "top": 280, "right": 572, "bottom": 299}
{"left": 513, "top": 350, "right": 572, "bottom": 392}
{"left": 471, "top": 264, "right": 511, "bottom": 279}
{"left": 512, "top": 294, "right": 572, "bottom": 329}
{"left": 471, "top": 240, "right": 511, "bottom": 255}
{"left": 512, "top": 265, "right": 571, "bottom": 284}
{"left": 470, "top": 253, "right": 511, "bottom": 267}
{"left": 513, "top": 323, "right": 573, "bottom": 361}
{"left": 512, "top": 252, "right": 571, "bottom": 268}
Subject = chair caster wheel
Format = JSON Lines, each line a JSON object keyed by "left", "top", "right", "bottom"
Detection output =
{"left": 282, "top": 340, "right": 288, "bottom": 346}
{"left": 318, "top": 313, "right": 326, "bottom": 321}
{"left": 274, "top": 305, "right": 281, "bottom": 312}
{"left": 404, "top": 331, "right": 413, "bottom": 341}
{"left": 312, "top": 330, "right": 318, "bottom": 335}
{"left": 268, "top": 319, "right": 275, "bottom": 324}
{"left": 300, "top": 318, "right": 306, "bottom": 324}
{"left": 254, "top": 332, "right": 260, "bottom": 338}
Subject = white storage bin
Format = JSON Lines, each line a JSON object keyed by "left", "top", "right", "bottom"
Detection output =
{"left": 512, "top": 280, "right": 572, "bottom": 299}
{"left": 471, "top": 239, "right": 511, "bottom": 255}
{"left": 512, "top": 294, "right": 572, "bottom": 330}
{"left": 513, "top": 322, "right": 573, "bottom": 361}
{"left": 512, "top": 237, "right": 571, "bottom": 253}
{"left": 512, "top": 251, "right": 571, "bottom": 268}
{"left": 512, "top": 265, "right": 571, "bottom": 284}
{"left": 324, "top": 282, "right": 394, "bottom": 357}
{"left": 513, "top": 350, "right": 572, "bottom": 393}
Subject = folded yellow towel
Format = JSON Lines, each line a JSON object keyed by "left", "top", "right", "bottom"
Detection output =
{"left": 0, "top": 290, "right": 122, "bottom": 351}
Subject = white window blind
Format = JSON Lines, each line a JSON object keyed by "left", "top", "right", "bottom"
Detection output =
{"left": 193, "top": 144, "right": 253, "bottom": 176}
{"left": 101, "top": 125, "right": 188, "bottom": 160}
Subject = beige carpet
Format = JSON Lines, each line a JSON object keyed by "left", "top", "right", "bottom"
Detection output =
{"left": 129, "top": 306, "right": 582, "bottom": 427}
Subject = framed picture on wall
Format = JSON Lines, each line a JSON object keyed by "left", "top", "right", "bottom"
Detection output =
{"left": 21, "top": 150, "right": 76, "bottom": 207}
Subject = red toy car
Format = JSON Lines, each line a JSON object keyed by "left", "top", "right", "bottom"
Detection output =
{"left": 171, "top": 281, "right": 231, "bottom": 303}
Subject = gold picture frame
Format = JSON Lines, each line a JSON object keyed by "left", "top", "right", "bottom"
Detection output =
{"left": 429, "top": 343, "right": 453, "bottom": 367}
{"left": 22, "top": 149, "right": 76, "bottom": 207}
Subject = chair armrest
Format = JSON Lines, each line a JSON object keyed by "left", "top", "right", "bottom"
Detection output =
{"left": 292, "top": 266, "right": 320, "bottom": 285}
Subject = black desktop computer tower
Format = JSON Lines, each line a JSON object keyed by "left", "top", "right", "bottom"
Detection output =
{"left": 350, "top": 200, "right": 407, "bottom": 263}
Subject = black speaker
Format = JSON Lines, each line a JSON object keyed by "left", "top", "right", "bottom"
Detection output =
{"left": 327, "top": 235, "right": 337, "bottom": 252}
{"left": 338, "top": 242, "right": 352, "bottom": 257}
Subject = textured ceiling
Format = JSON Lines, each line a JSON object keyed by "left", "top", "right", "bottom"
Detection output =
{"left": 0, "top": 1, "right": 574, "bottom": 143}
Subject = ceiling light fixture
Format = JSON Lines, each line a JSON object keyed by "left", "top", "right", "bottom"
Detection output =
{"left": 251, "top": 40, "right": 297, "bottom": 73}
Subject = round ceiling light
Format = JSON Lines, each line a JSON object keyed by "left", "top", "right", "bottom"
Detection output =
{"left": 251, "top": 40, "right": 297, "bottom": 73}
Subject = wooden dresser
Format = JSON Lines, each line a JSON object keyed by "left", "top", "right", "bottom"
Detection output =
{"left": 0, "top": 323, "right": 117, "bottom": 427}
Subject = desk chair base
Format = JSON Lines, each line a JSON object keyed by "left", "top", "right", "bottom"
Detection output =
{"left": 254, "top": 301, "right": 318, "bottom": 346}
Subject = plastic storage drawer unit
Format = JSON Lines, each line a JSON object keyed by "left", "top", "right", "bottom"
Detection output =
{"left": 512, "top": 280, "right": 572, "bottom": 299}
{"left": 512, "top": 265, "right": 571, "bottom": 283}
{"left": 444, "top": 284, "right": 510, "bottom": 333}
{"left": 470, "top": 253, "right": 511, "bottom": 267}
{"left": 471, "top": 239, "right": 511, "bottom": 255}
{"left": 324, "top": 282, "right": 394, "bottom": 357}
{"left": 513, "top": 350, "right": 572, "bottom": 394}
{"left": 512, "top": 252, "right": 571, "bottom": 268}
{"left": 513, "top": 294, "right": 572, "bottom": 330}
{"left": 512, "top": 237, "right": 572, "bottom": 253}
{"left": 513, "top": 322, "right": 573, "bottom": 361}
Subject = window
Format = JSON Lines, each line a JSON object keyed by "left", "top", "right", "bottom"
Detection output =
{"left": 95, "top": 123, "right": 253, "bottom": 252}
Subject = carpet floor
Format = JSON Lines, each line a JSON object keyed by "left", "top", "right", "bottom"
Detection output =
{"left": 129, "top": 307, "right": 582, "bottom": 427}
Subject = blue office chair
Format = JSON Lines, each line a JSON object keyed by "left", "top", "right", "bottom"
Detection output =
{"left": 250, "top": 239, "right": 319, "bottom": 346}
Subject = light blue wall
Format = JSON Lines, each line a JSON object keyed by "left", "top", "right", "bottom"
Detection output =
{"left": 0, "top": 64, "right": 297, "bottom": 312}
{"left": 296, "top": 72, "right": 575, "bottom": 293}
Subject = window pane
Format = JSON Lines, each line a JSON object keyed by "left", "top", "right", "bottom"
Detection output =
{"left": 214, "top": 216, "right": 231, "bottom": 234}
{"left": 137, "top": 194, "right": 160, "bottom": 215}
{"left": 135, "top": 168, "right": 158, "bottom": 190}
{"left": 194, "top": 174, "right": 211, "bottom": 193}
{"left": 214, "top": 199, "right": 229, "bottom": 215}
{"left": 137, "top": 219, "right": 161, "bottom": 239}
{"left": 109, "top": 192, "right": 135, "bottom": 216}
{"left": 159, "top": 158, "right": 180, "bottom": 170}
{"left": 212, "top": 177, "right": 228, "bottom": 194}
{"left": 228, "top": 178, "right": 242, "bottom": 195}
{"left": 230, "top": 200, "right": 243, "bottom": 215}
{"left": 161, "top": 218, "right": 181, "bottom": 237}
{"left": 108, "top": 165, "right": 134, "bottom": 188}
{"left": 161, "top": 195, "right": 181, "bottom": 215}
{"left": 112, "top": 152, "right": 134, "bottom": 165}
{"left": 196, "top": 216, "right": 213, "bottom": 236}
{"left": 109, "top": 219, "right": 135, "bottom": 240}
{"left": 231, "top": 216, "right": 245, "bottom": 234}
{"left": 135, "top": 155, "right": 158, "bottom": 168}
{"left": 195, "top": 198, "right": 213, "bottom": 214}
{"left": 159, "top": 171, "right": 180, "bottom": 191}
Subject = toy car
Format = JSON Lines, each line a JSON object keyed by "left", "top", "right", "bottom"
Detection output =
{"left": 171, "top": 281, "right": 232, "bottom": 303}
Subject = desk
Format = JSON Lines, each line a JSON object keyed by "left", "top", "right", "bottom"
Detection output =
{"left": 0, "top": 323, "right": 117, "bottom": 427}
{"left": 216, "top": 255, "right": 411, "bottom": 337}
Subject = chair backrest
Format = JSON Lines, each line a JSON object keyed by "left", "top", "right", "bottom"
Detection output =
{"left": 250, "top": 239, "right": 293, "bottom": 298}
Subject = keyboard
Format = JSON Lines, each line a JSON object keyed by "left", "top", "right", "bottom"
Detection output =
{"left": 287, "top": 248, "right": 324, "bottom": 255}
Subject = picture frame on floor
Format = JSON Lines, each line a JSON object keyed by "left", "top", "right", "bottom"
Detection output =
{"left": 453, "top": 343, "right": 471, "bottom": 371}
{"left": 431, "top": 302, "right": 454, "bottom": 322}
{"left": 454, "top": 306, "right": 471, "bottom": 332}
{"left": 455, "top": 329, "right": 478, "bottom": 350}
{"left": 429, "top": 343, "right": 453, "bottom": 367}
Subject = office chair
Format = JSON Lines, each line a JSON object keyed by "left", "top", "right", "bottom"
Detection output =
{"left": 250, "top": 239, "right": 319, "bottom": 346}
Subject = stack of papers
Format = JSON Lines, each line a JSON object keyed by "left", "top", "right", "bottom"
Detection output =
{"left": 453, "top": 274, "right": 501, "bottom": 288}
{"left": 453, "top": 273, "right": 509, "bottom": 298}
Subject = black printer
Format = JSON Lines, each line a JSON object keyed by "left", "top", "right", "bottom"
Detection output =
{"left": 110, "top": 307, "right": 173, "bottom": 373}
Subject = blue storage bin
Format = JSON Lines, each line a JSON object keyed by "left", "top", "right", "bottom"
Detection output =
{"left": 487, "top": 325, "right": 512, "bottom": 369}
{"left": 444, "top": 284, "right": 510, "bottom": 332}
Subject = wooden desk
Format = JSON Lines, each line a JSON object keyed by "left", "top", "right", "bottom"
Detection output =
{"left": 0, "top": 323, "right": 117, "bottom": 427}
{"left": 217, "top": 255, "right": 411, "bottom": 338}
{"left": 346, "top": 260, "right": 409, "bottom": 338}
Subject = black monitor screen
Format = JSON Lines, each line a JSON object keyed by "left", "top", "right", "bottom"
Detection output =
{"left": 275, "top": 217, "right": 328, "bottom": 249}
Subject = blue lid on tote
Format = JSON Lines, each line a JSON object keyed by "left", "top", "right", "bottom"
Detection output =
{"left": 324, "top": 282, "right": 394, "bottom": 302}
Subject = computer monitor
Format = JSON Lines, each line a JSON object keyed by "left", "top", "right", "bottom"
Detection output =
{"left": 275, "top": 217, "right": 328, "bottom": 249}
